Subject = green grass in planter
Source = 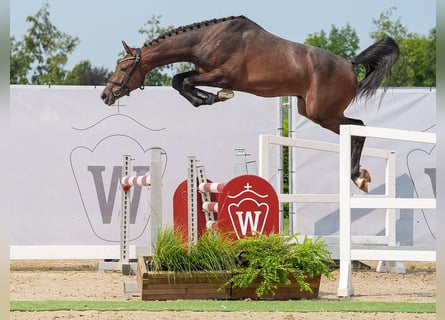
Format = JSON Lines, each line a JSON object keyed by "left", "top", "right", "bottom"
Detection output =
{"left": 152, "top": 227, "right": 191, "bottom": 272}
{"left": 189, "top": 231, "right": 237, "bottom": 271}
{"left": 152, "top": 228, "right": 236, "bottom": 272}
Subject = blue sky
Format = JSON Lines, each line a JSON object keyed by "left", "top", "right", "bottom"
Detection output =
{"left": 10, "top": 0, "right": 436, "bottom": 71}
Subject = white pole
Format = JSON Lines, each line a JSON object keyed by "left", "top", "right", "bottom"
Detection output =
{"left": 337, "top": 125, "right": 354, "bottom": 297}
{"left": 150, "top": 148, "right": 163, "bottom": 254}
{"left": 258, "top": 135, "right": 269, "bottom": 179}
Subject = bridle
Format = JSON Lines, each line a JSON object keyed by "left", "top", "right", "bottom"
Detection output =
{"left": 107, "top": 48, "right": 145, "bottom": 97}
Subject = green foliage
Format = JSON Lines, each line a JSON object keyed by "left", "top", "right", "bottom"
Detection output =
{"left": 152, "top": 228, "right": 334, "bottom": 298}
{"left": 152, "top": 228, "right": 236, "bottom": 273}
{"left": 189, "top": 231, "right": 237, "bottom": 271}
{"left": 229, "top": 233, "right": 334, "bottom": 298}
{"left": 64, "top": 60, "right": 91, "bottom": 85}
{"left": 152, "top": 227, "right": 191, "bottom": 272}
{"left": 65, "top": 60, "right": 111, "bottom": 85}
{"left": 289, "top": 236, "right": 335, "bottom": 279}
{"left": 305, "top": 23, "right": 359, "bottom": 60}
{"left": 10, "top": 1, "right": 79, "bottom": 84}
{"left": 281, "top": 99, "right": 291, "bottom": 222}
{"left": 304, "top": 7, "right": 435, "bottom": 87}
{"left": 10, "top": 36, "right": 33, "bottom": 84}
{"left": 230, "top": 233, "right": 295, "bottom": 297}
{"left": 388, "top": 29, "right": 436, "bottom": 87}
{"left": 370, "top": 7, "right": 408, "bottom": 41}
{"left": 369, "top": 7, "right": 435, "bottom": 87}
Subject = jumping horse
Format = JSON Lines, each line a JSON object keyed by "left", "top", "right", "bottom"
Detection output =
{"left": 101, "top": 15, "right": 400, "bottom": 192}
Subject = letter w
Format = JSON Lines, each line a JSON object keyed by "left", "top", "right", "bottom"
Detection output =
{"left": 88, "top": 165, "right": 150, "bottom": 224}
{"left": 235, "top": 211, "right": 262, "bottom": 235}
{"left": 88, "top": 166, "right": 122, "bottom": 224}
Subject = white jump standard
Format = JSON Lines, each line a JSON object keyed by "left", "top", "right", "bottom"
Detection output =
{"left": 99, "top": 149, "right": 163, "bottom": 274}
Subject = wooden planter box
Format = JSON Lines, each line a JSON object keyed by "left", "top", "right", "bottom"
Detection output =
{"left": 137, "top": 256, "right": 231, "bottom": 300}
{"left": 230, "top": 274, "right": 321, "bottom": 300}
{"left": 137, "top": 256, "right": 321, "bottom": 300}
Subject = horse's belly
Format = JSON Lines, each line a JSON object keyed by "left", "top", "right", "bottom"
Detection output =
{"left": 236, "top": 76, "right": 306, "bottom": 97}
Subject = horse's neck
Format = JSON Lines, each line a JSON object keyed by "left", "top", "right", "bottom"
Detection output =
{"left": 140, "top": 36, "right": 199, "bottom": 73}
{"left": 138, "top": 16, "right": 252, "bottom": 74}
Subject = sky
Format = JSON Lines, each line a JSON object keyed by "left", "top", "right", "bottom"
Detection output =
{"left": 10, "top": 0, "right": 436, "bottom": 72}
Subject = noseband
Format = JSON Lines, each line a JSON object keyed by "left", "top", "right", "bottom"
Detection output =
{"left": 108, "top": 48, "right": 145, "bottom": 97}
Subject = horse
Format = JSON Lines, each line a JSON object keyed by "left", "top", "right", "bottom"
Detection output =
{"left": 101, "top": 15, "right": 400, "bottom": 192}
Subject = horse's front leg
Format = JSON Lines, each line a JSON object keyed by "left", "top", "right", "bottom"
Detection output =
{"left": 172, "top": 71, "right": 205, "bottom": 107}
{"left": 172, "top": 70, "right": 234, "bottom": 107}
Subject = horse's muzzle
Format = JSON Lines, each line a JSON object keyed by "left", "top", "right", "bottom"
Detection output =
{"left": 100, "top": 88, "right": 116, "bottom": 106}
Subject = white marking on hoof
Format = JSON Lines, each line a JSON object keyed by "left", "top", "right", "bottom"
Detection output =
{"left": 355, "top": 177, "right": 368, "bottom": 193}
{"left": 354, "top": 168, "right": 371, "bottom": 193}
{"left": 217, "top": 89, "right": 234, "bottom": 100}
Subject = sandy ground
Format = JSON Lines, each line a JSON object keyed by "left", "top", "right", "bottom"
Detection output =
{"left": 10, "top": 260, "right": 436, "bottom": 320}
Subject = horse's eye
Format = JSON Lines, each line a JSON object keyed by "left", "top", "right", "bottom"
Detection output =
{"left": 120, "top": 67, "right": 127, "bottom": 72}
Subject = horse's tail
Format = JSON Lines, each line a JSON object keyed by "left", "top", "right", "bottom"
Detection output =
{"left": 351, "top": 37, "right": 400, "bottom": 99}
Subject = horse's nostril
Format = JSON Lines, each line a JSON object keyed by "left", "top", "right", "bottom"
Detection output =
{"left": 101, "top": 93, "right": 106, "bottom": 100}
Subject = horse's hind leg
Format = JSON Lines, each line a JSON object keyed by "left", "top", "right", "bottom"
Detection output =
{"left": 346, "top": 118, "right": 371, "bottom": 192}
{"left": 329, "top": 116, "right": 371, "bottom": 192}
{"left": 299, "top": 97, "right": 371, "bottom": 192}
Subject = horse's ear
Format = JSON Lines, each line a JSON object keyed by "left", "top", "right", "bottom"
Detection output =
{"left": 122, "top": 41, "right": 132, "bottom": 54}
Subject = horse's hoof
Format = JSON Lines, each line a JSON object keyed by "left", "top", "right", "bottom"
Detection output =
{"left": 361, "top": 168, "right": 371, "bottom": 183}
{"left": 217, "top": 89, "right": 234, "bottom": 101}
{"left": 354, "top": 168, "right": 371, "bottom": 193}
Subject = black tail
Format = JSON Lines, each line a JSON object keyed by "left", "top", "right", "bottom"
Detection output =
{"left": 352, "top": 37, "right": 400, "bottom": 99}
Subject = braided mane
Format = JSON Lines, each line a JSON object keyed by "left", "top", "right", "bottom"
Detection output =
{"left": 143, "top": 15, "right": 247, "bottom": 47}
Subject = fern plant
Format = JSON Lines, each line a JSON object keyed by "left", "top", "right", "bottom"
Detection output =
{"left": 228, "top": 233, "right": 335, "bottom": 298}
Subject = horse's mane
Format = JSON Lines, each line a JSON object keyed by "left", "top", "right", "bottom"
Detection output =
{"left": 143, "top": 15, "right": 247, "bottom": 47}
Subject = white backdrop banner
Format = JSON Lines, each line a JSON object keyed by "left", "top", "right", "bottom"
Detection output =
{"left": 5, "top": 86, "right": 279, "bottom": 251}
{"left": 5, "top": 86, "right": 435, "bottom": 257}
{"left": 290, "top": 88, "right": 436, "bottom": 247}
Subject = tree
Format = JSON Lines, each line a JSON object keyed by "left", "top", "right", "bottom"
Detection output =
{"left": 10, "top": 1, "right": 79, "bottom": 84}
{"left": 10, "top": 36, "right": 32, "bottom": 84}
{"left": 305, "top": 23, "right": 359, "bottom": 60}
{"left": 65, "top": 60, "right": 112, "bottom": 85}
{"left": 370, "top": 7, "right": 435, "bottom": 87}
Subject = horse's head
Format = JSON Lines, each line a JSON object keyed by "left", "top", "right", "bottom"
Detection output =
{"left": 101, "top": 41, "right": 145, "bottom": 106}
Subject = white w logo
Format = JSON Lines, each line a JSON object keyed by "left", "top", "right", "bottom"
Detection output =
{"left": 235, "top": 211, "right": 262, "bottom": 235}
{"left": 228, "top": 199, "right": 269, "bottom": 239}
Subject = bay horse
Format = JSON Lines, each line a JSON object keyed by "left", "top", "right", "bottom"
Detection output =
{"left": 101, "top": 15, "right": 399, "bottom": 192}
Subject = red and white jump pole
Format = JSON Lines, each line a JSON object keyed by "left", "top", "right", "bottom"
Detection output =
{"left": 199, "top": 182, "right": 225, "bottom": 214}
{"left": 198, "top": 182, "right": 226, "bottom": 193}
{"left": 121, "top": 175, "right": 151, "bottom": 188}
